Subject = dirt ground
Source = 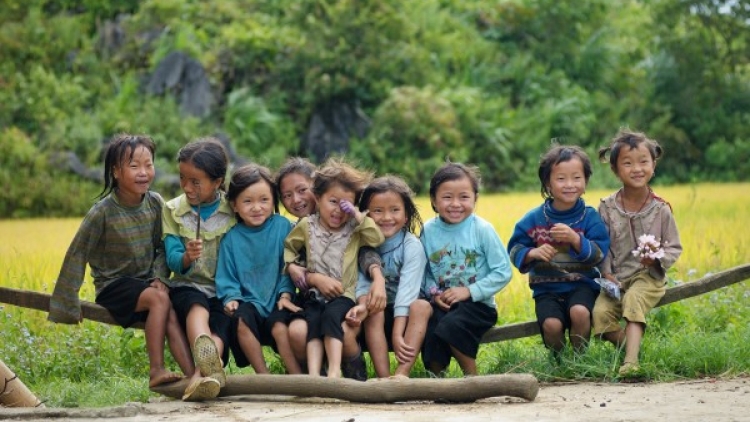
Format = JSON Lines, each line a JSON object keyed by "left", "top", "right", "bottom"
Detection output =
{"left": 2, "top": 377, "right": 749, "bottom": 422}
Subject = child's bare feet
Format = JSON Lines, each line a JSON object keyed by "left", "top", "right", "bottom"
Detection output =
{"left": 149, "top": 368, "right": 184, "bottom": 388}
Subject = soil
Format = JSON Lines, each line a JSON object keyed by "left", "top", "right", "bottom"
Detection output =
{"left": 2, "top": 377, "right": 749, "bottom": 422}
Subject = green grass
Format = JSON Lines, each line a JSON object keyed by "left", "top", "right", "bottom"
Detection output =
{"left": 1, "top": 183, "right": 749, "bottom": 406}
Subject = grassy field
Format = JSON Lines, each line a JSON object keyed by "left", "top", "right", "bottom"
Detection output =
{"left": 1, "top": 183, "right": 749, "bottom": 406}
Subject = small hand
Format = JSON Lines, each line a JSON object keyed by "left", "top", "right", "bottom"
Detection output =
{"left": 224, "top": 300, "right": 239, "bottom": 316}
{"left": 339, "top": 199, "right": 356, "bottom": 216}
{"left": 345, "top": 304, "right": 368, "bottom": 327}
{"left": 529, "top": 244, "right": 557, "bottom": 262}
{"left": 440, "top": 287, "right": 471, "bottom": 307}
{"left": 366, "top": 277, "right": 387, "bottom": 314}
{"left": 288, "top": 264, "right": 308, "bottom": 290}
{"left": 392, "top": 335, "right": 416, "bottom": 364}
{"left": 185, "top": 239, "right": 203, "bottom": 263}
{"left": 149, "top": 279, "right": 169, "bottom": 292}
{"left": 278, "top": 296, "right": 302, "bottom": 312}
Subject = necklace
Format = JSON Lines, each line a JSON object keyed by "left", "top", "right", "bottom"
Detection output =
{"left": 618, "top": 187, "right": 653, "bottom": 214}
{"left": 543, "top": 202, "right": 586, "bottom": 227}
{"left": 379, "top": 229, "right": 407, "bottom": 257}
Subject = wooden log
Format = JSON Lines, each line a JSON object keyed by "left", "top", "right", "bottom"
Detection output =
{"left": 150, "top": 373, "right": 540, "bottom": 403}
{"left": 0, "top": 360, "right": 44, "bottom": 408}
{"left": 481, "top": 263, "right": 750, "bottom": 343}
{"left": 1, "top": 263, "right": 749, "bottom": 343}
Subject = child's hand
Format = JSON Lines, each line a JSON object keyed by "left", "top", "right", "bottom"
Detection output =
{"left": 549, "top": 223, "right": 581, "bottom": 250}
{"left": 184, "top": 239, "right": 203, "bottom": 264}
{"left": 604, "top": 273, "right": 622, "bottom": 288}
{"left": 149, "top": 278, "right": 168, "bottom": 292}
{"left": 528, "top": 244, "right": 557, "bottom": 262}
{"left": 307, "top": 273, "right": 344, "bottom": 299}
{"left": 640, "top": 257, "right": 656, "bottom": 268}
{"left": 340, "top": 199, "right": 367, "bottom": 223}
{"left": 345, "top": 304, "right": 368, "bottom": 327}
{"left": 440, "top": 286, "right": 471, "bottom": 307}
{"left": 392, "top": 334, "right": 416, "bottom": 364}
{"left": 288, "top": 264, "right": 308, "bottom": 290}
{"left": 224, "top": 300, "right": 239, "bottom": 316}
{"left": 277, "top": 295, "right": 302, "bottom": 312}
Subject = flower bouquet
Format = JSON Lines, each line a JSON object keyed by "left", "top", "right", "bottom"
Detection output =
{"left": 632, "top": 234, "right": 665, "bottom": 261}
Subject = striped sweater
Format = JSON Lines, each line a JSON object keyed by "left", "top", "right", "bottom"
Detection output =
{"left": 48, "top": 191, "right": 168, "bottom": 324}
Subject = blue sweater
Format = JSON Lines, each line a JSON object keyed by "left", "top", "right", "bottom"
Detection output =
{"left": 421, "top": 214, "right": 512, "bottom": 308}
{"left": 215, "top": 214, "right": 295, "bottom": 317}
{"left": 507, "top": 198, "right": 610, "bottom": 297}
{"left": 355, "top": 230, "right": 426, "bottom": 318}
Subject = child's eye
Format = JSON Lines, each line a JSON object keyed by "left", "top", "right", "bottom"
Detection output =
{"left": 298, "top": 187, "right": 308, "bottom": 194}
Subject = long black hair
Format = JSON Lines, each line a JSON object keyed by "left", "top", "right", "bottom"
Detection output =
{"left": 99, "top": 134, "right": 155, "bottom": 200}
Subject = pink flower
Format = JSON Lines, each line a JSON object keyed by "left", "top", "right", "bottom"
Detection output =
{"left": 632, "top": 234, "right": 666, "bottom": 260}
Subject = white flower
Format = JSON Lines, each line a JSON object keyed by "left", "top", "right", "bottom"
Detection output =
{"left": 632, "top": 234, "right": 665, "bottom": 261}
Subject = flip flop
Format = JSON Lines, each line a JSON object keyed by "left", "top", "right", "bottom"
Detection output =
{"left": 182, "top": 376, "right": 221, "bottom": 401}
{"left": 193, "top": 334, "right": 227, "bottom": 387}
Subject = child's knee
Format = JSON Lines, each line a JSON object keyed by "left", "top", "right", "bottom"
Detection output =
{"left": 541, "top": 317, "right": 564, "bottom": 335}
{"left": 569, "top": 304, "right": 591, "bottom": 323}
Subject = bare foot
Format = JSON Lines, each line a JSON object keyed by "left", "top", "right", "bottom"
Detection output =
{"left": 149, "top": 369, "right": 184, "bottom": 388}
{"left": 388, "top": 374, "right": 409, "bottom": 381}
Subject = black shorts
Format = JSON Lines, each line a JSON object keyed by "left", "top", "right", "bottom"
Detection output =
{"left": 534, "top": 284, "right": 598, "bottom": 330}
{"left": 304, "top": 296, "right": 355, "bottom": 342}
{"left": 95, "top": 277, "right": 151, "bottom": 328}
{"left": 169, "top": 286, "right": 232, "bottom": 365}
{"left": 422, "top": 301, "right": 497, "bottom": 369}
{"left": 230, "top": 302, "right": 276, "bottom": 368}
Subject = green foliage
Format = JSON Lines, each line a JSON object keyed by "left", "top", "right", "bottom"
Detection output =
{"left": 351, "top": 86, "right": 466, "bottom": 194}
{"left": 0, "top": 0, "right": 749, "bottom": 217}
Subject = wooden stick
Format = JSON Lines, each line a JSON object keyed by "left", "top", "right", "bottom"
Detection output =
{"left": 1, "top": 263, "right": 749, "bottom": 343}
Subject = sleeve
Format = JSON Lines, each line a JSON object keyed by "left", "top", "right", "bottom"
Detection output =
{"left": 597, "top": 201, "right": 615, "bottom": 275}
{"left": 151, "top": 194, "right": 170, "bottom": 280}
{"left": 164, "top": 234, "right": 188, "bottom": 274}
{"left": 283, "top": 218, "right": 309, "bottom": 272}
{"left": 651, "top": 206, "right": 682, "bottom": 279}
{"left": 354, "top": 216, "right": 385, "bottom": 248}
{"left": 507, "top": 213, "right": 536, "bottom": 274}
{"left": 358, "top": 246, "right": 382, "bottom": 274}
{"left": 419, "top": 231, "right": 438, "bottom": 298}
{"left": 48, "top": 209, "right": 103, "bottom": 324}
{"left": 468, "top": 221, "right": 513, "bottom": 302}
{"left": 568, "top": 209, "right": 610, "bottom": 266}
{"left": 215, "top": 234, "right": 242, "bottom": 306}
{"left": 392, "top": 236, "right": 427, "bottom": 317}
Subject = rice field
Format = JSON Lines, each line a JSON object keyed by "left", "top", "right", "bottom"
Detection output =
{"left": 0, "top": 182, "right": 748, "bottom": 406}
{"left": 1, "top": 182, "right": 748, "bottom": 329}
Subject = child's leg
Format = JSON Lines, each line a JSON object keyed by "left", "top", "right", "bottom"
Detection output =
{"left": 568, "top": 304, "right": 592, "bottom": 352}
{"left": 540, "top": 318, "right": 566, "bottom": 352}
{"left": 433, "top": 301, "right": 496, "bottom": 377}
{"left": 135, "top": 286, "right": 183, "bottom": 387}
{"left": 165, "top": 307, "right": 195, "bottom": 376}
{"left": 364, "top": 312, "right": 389, "bottom": 377}
{"left": 288, "top": 318, "right": 308, "bottom": 367}
{"left": 237, "top": 319, "right": 270, "bottom": 374}
{"left": 394, "top": 299, "right": 431, "bottom": 377}
{"left": 623, "top": 321, "right": 645, "bottom": 364}
{"left": 271, "top": 322, "right": 302, "bottom": 374}
{"left": 324, "top": 336, "right": 344, "bottom": 378}
{"left": 451, "top": 347, "right": 477, "bottom": 375}
{"left": 307, "top": 339, "right": 324, "bottom": 376}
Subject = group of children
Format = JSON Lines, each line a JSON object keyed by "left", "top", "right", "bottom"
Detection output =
{"left": 47, "top": 128, "right": 681, "bottom": 401}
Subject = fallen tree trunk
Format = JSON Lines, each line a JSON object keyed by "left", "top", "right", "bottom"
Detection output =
{"left": 0, "top": 263, "right": 748, "bottom": 343}
{"left": 150, "top": 373, "right": 539, "bottom": 403}
{"left": 0, "top": 360, "right": 44, "bottom": 408}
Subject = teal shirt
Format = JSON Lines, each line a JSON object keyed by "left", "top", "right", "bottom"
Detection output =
{"left": 215, "top": 214, "right": 295, "bottom": 317}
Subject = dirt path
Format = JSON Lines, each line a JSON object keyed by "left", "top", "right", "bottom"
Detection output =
{"left": 2, "top": 377, "right": 749, "bottom": 422}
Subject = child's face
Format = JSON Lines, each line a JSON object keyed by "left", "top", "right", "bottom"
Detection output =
{"left": 231, "top": 181, "right": 274, "bottom": 227}
{"left": 280, "top": 173, "right": 316, "bottom": 218}
{"left": 431, "top": 176, "right": 476, "bottom": 225}
{"left": 367, "top": 191, "right": 407, "bottom": 238}
{"left": 547, "top": 156, "right": 586, "bottom": 211}
{"left": 316, "top": 184, "right": 356, "bottom": 232}
{"left": 179, "top": 161, "right": 223, "bottom": 206}
{"left": 113, "top": 145, "right": 155, "bottom": 206}
{"left": 615, "top": 143, "right": 655, "bottom": 189}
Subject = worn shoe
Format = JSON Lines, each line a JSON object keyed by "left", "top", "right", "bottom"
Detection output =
{"left": 182, "top": 377, "right": 221, "bottom": 401}
{"left": 618, "top": 361, "right": 641, "bottom": 377}
{"left": 193, "top": 334, "right": 226, "bottom": 387}
{"left": 341, "top": 351, "right": 368, "bottom": 381}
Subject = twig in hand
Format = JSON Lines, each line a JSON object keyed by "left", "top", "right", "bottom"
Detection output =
{"left": 195, "top": 182, "right": 201, "bottom": 240}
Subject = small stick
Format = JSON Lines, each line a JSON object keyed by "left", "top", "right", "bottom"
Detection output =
{"left": 195, "top": 183, "right": 201, "bottom": 240}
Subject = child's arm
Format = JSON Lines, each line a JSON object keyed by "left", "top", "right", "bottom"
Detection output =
{"left": 650, "top": 206, "right": 683, "bottom": 278}
{"left": 49, "top": 210, "right": 103, "bottom": 324}
{"left": 392, "top": 235, "right": 427, "bottom": 318}
{"left": 553, "top": 210, "right": 610, "bottom": 266}
{"left": 357, "top": 247, "right": 386, "bottom": 313}
{"left": 597, "top": 201, "right": 615, "bottom": 278}
{"left": 215, "top": 234, "right": 243, "bottom": 309}
{"left": 466, "top": 222, "right": 513, "bottom": 303}
{"left": 508, "top": 213, "right": 548, "bottom": 272}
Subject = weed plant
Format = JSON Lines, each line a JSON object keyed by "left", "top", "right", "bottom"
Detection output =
{"left": 0, "top": 183, "right": 748, "bottom": 407}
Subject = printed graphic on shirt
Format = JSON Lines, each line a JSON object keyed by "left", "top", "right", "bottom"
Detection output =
{"left": 428, "top": 243, "right": 479, "bottom": 291}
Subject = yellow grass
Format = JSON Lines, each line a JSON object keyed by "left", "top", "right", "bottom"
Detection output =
{"left": 1, "top": 183, "right": 748, "bottom": 327}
